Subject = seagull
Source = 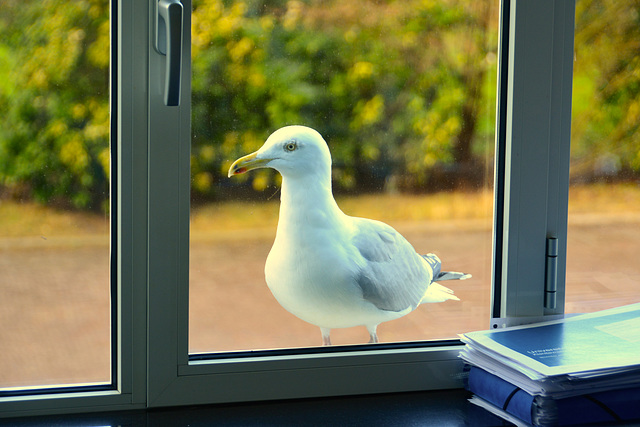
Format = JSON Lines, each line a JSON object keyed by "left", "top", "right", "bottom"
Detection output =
{"left": 228, "top": 125, "right": 470, "bottom": 345}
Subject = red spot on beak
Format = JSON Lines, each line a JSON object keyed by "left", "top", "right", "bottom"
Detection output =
{"left": 236, "top": 167, "right": 247, "bottom": 174}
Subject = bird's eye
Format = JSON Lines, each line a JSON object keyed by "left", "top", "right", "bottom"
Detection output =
{"left": 284, "top": 140, "right": 297, "bottom": 152}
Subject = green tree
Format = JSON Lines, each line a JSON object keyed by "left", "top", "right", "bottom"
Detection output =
{"left": 0, "top": 0, "right": 110, "bottom": 209}
{"left": 191, "top": 0, "right": 499, "bottom": 197}
{"left": 2, "top": 0, "right": 638, "bottom": 209}
{"left": 571, "top": 0, "right": 640, "bottom": 179}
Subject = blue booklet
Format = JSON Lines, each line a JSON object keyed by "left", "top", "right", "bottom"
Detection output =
{"left": 461, "top": 303, "right": 640, "bottom": 380}
{"left": 467, "top": 366, "right": 640, "bottom": 427}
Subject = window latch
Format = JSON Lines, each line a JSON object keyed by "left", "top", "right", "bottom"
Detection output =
{"left": 155, "top": 0, "right": 183, "bottom": 106}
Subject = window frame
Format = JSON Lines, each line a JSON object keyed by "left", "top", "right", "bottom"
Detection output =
{"left": 145, "top": 0, "right": 576, "bottom": 408}
{"left": 492, "top": 0, "right": 574, "bottom": 326}
{"left": 0, "top": 0, "right": 148, "bottom": 418}
{"left": 0, "top": 0, "right": 576, "bottom": 417}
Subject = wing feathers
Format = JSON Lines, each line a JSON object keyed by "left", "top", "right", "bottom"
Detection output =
{"left": 421, "top": 283, "right": 461, "bottom": 303}
{"left": 352, "top": 219, "right": 434, "bottom": 312}
{"left": 350, "top": 217, "right": 468, "bottom": 313}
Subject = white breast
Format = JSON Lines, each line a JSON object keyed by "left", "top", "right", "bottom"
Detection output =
{"left": 264, "top": 227, "right": 408, "bottom": 330}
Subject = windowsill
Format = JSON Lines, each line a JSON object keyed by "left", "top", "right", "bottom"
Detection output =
{"left": 4, "top": 389, "right": 507, "bottom": 426}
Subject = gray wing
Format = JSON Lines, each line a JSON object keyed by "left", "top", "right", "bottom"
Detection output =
{"left": 351, "top": 218, "right": 436, "bottom": 312}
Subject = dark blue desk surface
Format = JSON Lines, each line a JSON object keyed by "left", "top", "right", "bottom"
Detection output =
{"left": 2, "top": 389, "right": 513, "bottom": 426}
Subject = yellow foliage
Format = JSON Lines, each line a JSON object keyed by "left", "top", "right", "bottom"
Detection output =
{"left": 84, "top": 123, "right": 107, "bottom": 141}
{"left": 67, "top": 28, "right": 85, "bottom": 44}
{"left": 241, "top": 130, "right": 263, "bottom": 153}
{"left": 251, "top": 170, "right": 271, "bottom": 191}
{"left": 344, "top": 29, "right": 358, "bottom": 44}
{"left": 88, "top": 20, "right": 110, "bottom": 68}
{"left": 348, "top": 61, "right": 375, "bottom": 82}
{"left": 352, "top": 95, "right": 384, "bottom": 129}
{"left": 228, "top": 37, "right": 254, "bottom": 63}
{"left": 443, "top": 116, "right": 462, "bottom": 134}
{"left": 200, "top": 145, "right": 216, "bottom": 163}
{"left": 220, "top": 159, "right": 234, "bottom": 176}
{"left": 362, "top": 95, "right": 384, "bottom": 124}
{"left": 260, "top": 16, "right": 275, "bottom": 32}
{"left": 626, "top": 100, "right": 640, "bottom": 127}
{"left": 193, "top": 0, "right": 247, "bottom": 52}
{"left": 83, "top": 100, "right": 109, "bottom": 141}
{"left": 48, "top": 120, "right": 68, "bottom": 138}
{"left": 401, "top": 31, "right": 418, "bottom": 49}
{"left": 362, "top": 144, "right": 380, "bottom": 161}
{"left": 59, "top": 137, "right": 89, "bottom": 173}
{"left": 193, "top": 172, "right": 213, "bottom": 192}
{"left": 31, "top": 69, "right": 48, "bottom": 89}
{"left": 72, "top": 103, "right": 87, "bottom": 120}
{"left": 226, "top": 63, "right": 246, "bottom": 84}
{"left": 98, "top": 148, "right": 110, "bottom": 179}
{"left": 283, "top": 1, "right": 304, "bottom": 31}
{"left": 218, "top": 2, "right": 247, "bottom": 37}
{"left": 248, "top": 71, "right": 266, "bottom": 88}
{"left": 88, "top": 4, "right": 102, "bottom": 19}
{"left": 222, "top": 132, "right": 240, "bottom": 155}
{"left": 422, "top": 152, "right": 438, "bottom": 168}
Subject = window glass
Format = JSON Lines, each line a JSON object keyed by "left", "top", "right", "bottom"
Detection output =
{"left": 566, "top": 0, "right": 640, "bottom": 313}
{"left": 189, "top": 0, "right": 499, "bottom": 353}
{"left": 0, "top": 0, "right": 111, "bottom": 389}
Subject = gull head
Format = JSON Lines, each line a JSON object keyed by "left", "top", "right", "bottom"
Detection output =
{"left": 228, "top": 126, "right": 331, "bottom": 180}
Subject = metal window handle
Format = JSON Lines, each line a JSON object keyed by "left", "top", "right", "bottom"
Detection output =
{"left": 155, "top": 0, "right": 183, "bottom": 106}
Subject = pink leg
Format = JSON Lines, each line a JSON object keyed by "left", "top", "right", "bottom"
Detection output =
{"left": 367, "top": 325, "right": 379, "bottom": 343}
{"left": 321, "top": 327, "right": 332, "bottom": 346}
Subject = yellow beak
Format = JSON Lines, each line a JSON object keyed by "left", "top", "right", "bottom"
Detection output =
{"left": 227, "top": 151, "right": 271, "bottom": 177}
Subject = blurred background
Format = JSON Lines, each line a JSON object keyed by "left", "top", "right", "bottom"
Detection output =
{"left": 0, "top": 0, "right": 638, "bottom": 388}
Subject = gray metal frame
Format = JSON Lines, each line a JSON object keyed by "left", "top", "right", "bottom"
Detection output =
{"left": 0, "top": 0, "right": 149, "bottom": 417}
{"left": 0, "top": 0, "right": 577, "bottom": 417}
{"left": 493, "top": 0, "right": 574, "bottom": 324}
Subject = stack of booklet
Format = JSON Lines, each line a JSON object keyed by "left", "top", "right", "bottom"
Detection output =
{"left": 459, "top": 303, "right": 640, "bottom": 426}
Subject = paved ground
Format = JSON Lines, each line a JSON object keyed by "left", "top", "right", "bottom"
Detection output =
{"left": 1, "top": 217, "right": 639, "bottom": 389}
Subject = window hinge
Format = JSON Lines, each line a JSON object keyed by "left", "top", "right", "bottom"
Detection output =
{"left": 544, "top": 237, "right": 558, "bottom": 309}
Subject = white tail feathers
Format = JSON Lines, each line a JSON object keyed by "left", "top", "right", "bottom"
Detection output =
{"left": 421, "top": 282, "right": 461, "bottom": 303}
